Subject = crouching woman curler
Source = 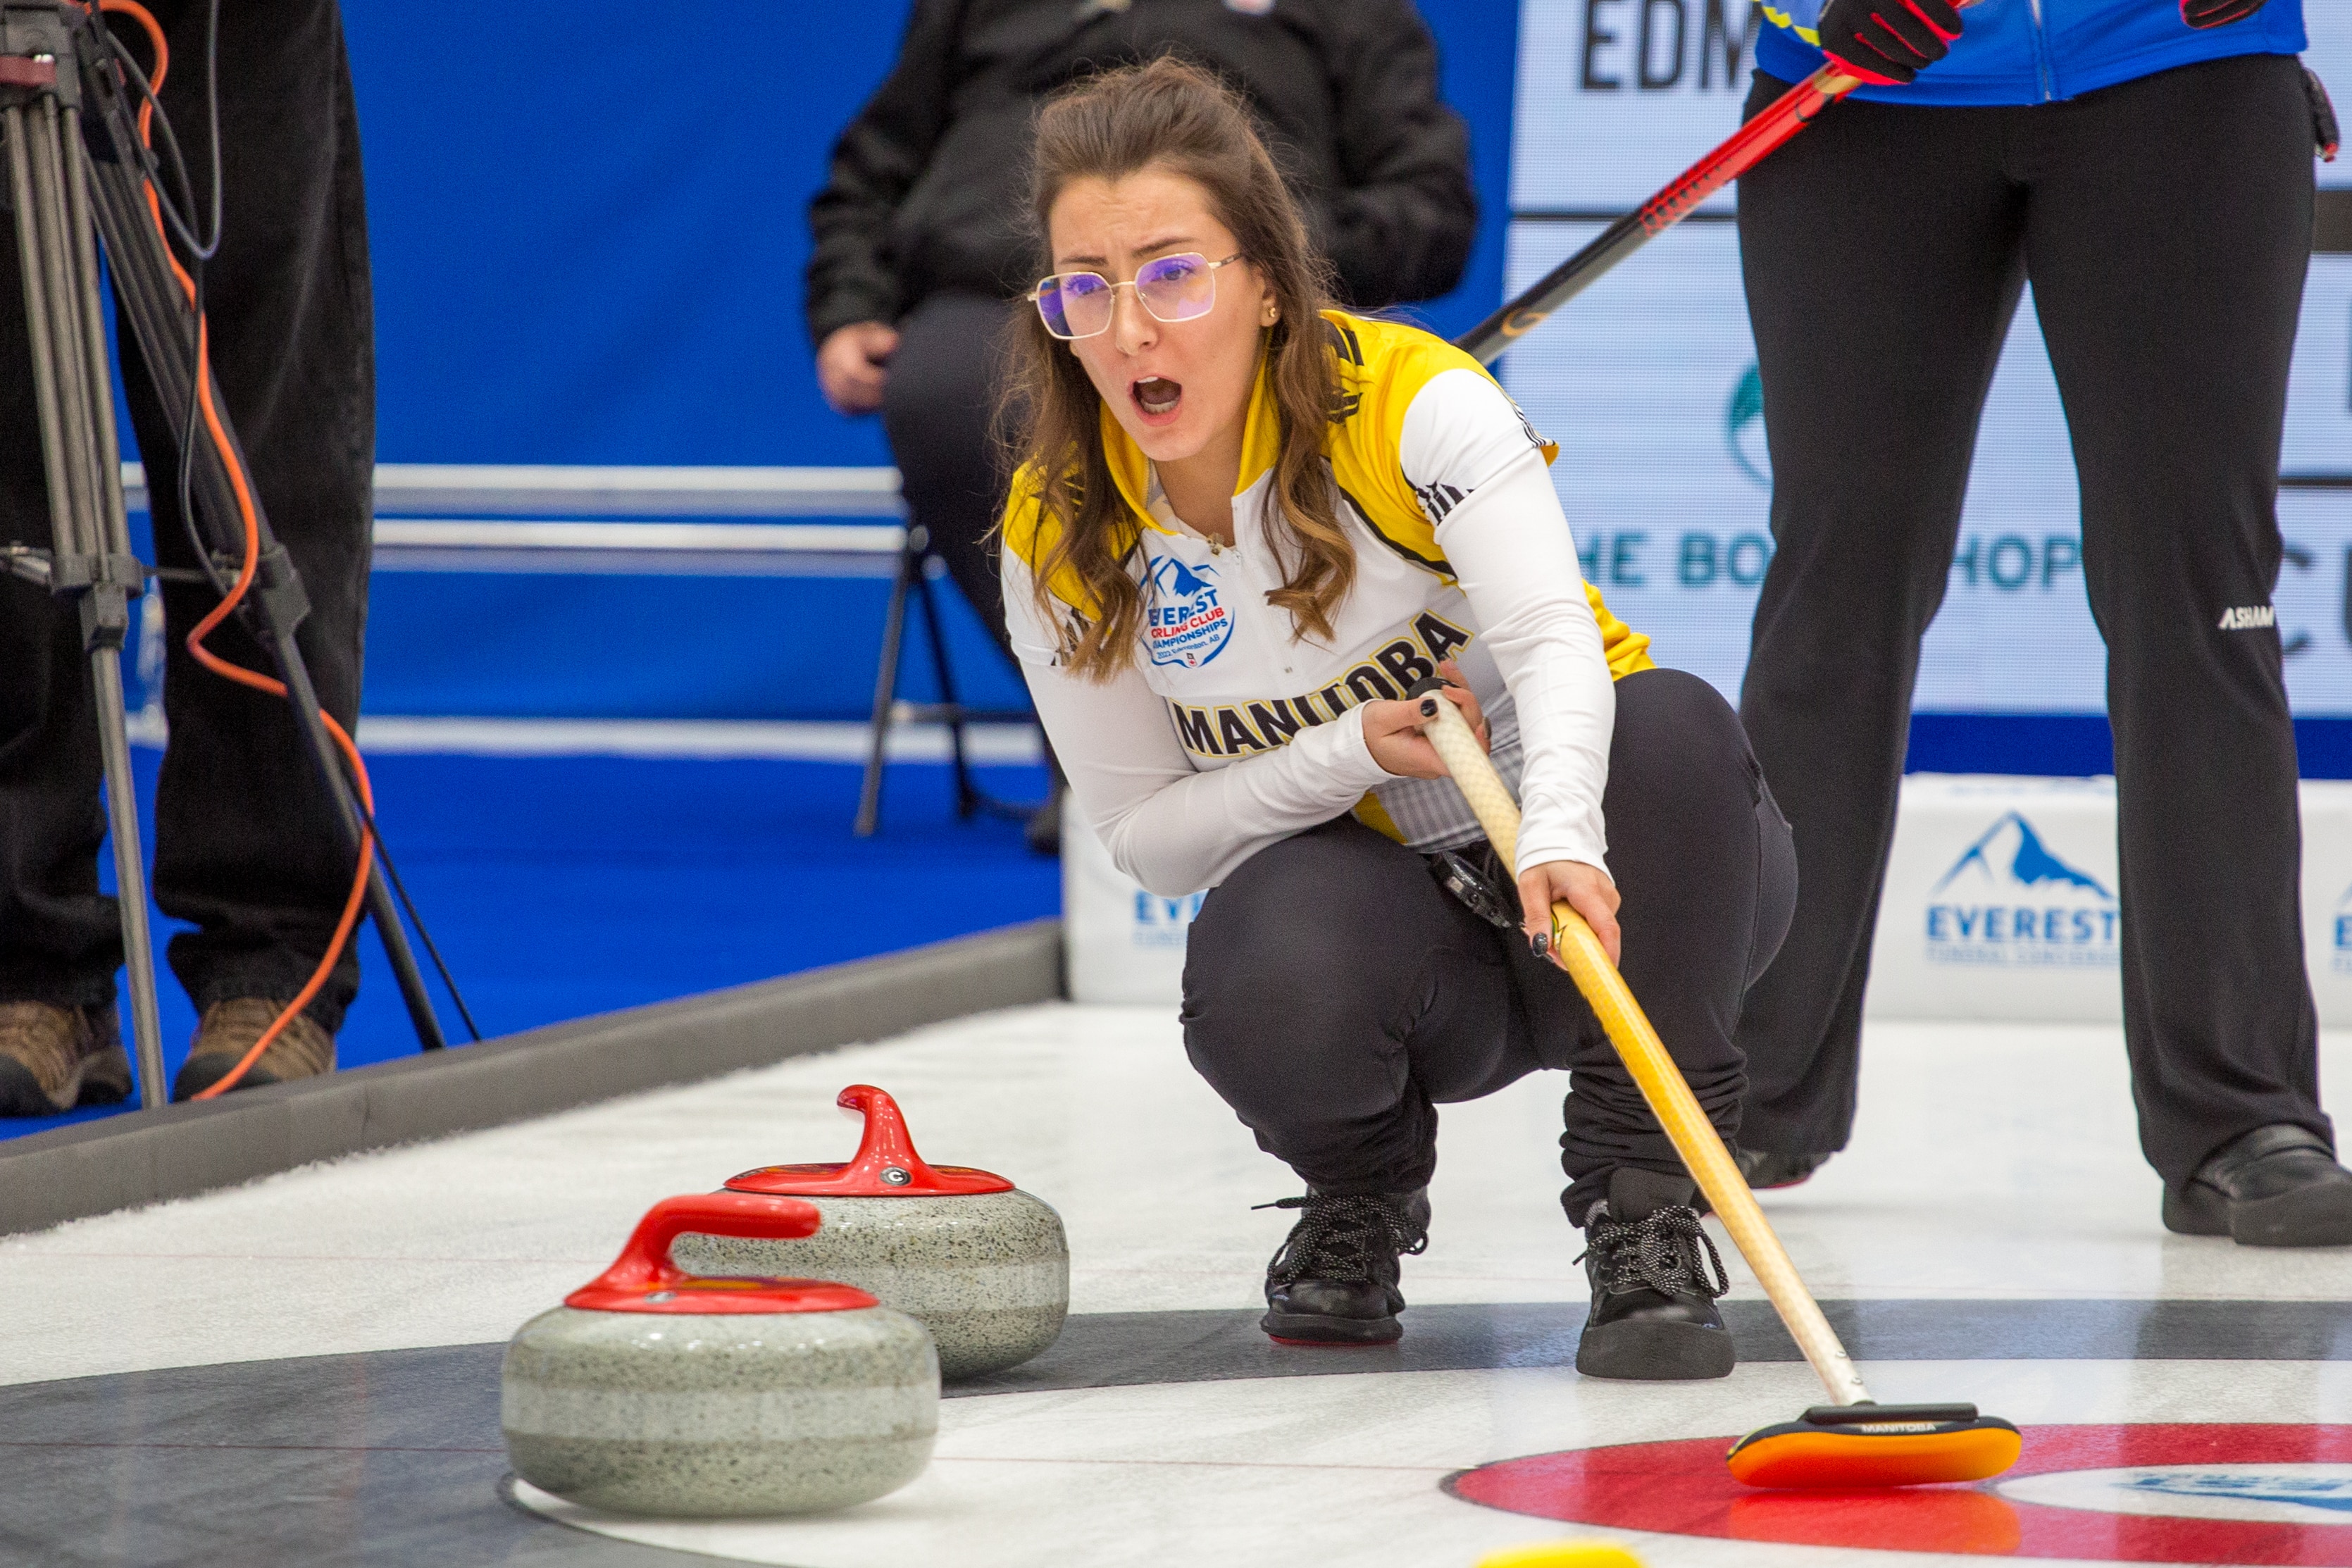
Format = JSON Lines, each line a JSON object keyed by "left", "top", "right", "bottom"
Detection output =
{"left": 997, "top": 58, "right": 1797, "bottom": 1381}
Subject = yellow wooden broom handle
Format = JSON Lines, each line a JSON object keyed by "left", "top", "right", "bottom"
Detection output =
{"left": 1415, "top": 692, "right": 1869, "bottom": 1407}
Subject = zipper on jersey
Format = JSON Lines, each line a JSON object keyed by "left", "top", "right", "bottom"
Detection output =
{"left": 2026, "top": 0, "right": 2055, "bottom": 101}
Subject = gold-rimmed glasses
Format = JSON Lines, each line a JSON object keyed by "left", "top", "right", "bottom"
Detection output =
{"left": 1031, "top": 252, "right": 1245, "bottom": 340}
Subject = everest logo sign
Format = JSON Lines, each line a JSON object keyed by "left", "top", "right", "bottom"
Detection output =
{"left": 2125, "top": 1469, "right": 2352, "bottom": 1515}
{"left": 1131, "top": 890, "right": 1205, "bottom": 951}
{"left": 1925, "top": 811, "right": 2117, "bottom": 968}
{"left": 1999, "top": 1461, "right": 2352, "bottom": 1524}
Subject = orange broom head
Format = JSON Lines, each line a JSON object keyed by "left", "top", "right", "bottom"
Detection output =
{"left": 1726, "top": 1403, "right": 2021, "bottom": 1490}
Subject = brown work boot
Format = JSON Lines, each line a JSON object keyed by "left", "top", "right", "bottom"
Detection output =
{"left": 172, "top": 998, "right": 336, "bottom": 1101}
{"left": 0, "top": 1001, "right": 132, "bottom": 1116}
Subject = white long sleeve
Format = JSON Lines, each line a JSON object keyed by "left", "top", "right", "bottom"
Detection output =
{"left": 1006, "top": 558, "right": 1393, "bottom": 896}
{"left": 1432, "top": 448, "right": 1615, "bottom": 880}
{"left": 997, "top": 338, "right": 1624, "bottom": 898}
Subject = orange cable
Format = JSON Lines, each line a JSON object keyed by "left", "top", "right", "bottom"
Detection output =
{"left": 99, "top": 0, "right": 380, "bottom": 1097}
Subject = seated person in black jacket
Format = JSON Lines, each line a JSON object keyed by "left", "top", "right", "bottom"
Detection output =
{"left": 807, "top": 0, "right": 1477, "bottom": 842}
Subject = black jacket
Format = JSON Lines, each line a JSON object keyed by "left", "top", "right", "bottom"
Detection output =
{"left": 804, "top": 0, "right": 1477, "bottom": 347}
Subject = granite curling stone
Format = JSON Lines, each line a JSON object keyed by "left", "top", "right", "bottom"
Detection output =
{"left": 502, "top": 1191, "right": 938, "bottom": 1517}
{"left": 673, "top": 1083, "right": 1069, "bottom": 1381}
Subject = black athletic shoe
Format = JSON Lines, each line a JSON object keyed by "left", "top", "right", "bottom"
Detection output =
{"left": 1575, "top": 1168, "right": 1735, "bottom": 1381}
{"left": 2163, "top": 1124, "right": 2352, "bottom": 1247}
{"left": 1258, "top": 1188, "right": 1431, "bottom": 1345}
{"left": 1736, "top": 1145, "right": 1831, "bottom": 1190}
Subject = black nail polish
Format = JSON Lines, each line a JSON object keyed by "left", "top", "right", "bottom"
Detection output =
{"left": 1531, "top": 932, "right": 1549, "bottom": 958}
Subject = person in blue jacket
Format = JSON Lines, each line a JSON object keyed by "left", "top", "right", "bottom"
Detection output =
{"left": 1733, "top": 0, "right": 2352, "bottom": 1245}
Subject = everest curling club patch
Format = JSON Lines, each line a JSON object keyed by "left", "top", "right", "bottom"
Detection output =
{"left": 1446, "top": 1425, "right": 2352, "bottom": 1562}
{"left": 1145, "top": 554, "right": 1233, "bottom": 668}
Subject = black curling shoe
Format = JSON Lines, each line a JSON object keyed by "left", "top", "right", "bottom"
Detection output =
{"left": 1735, "top": 1145, "right": 1832, "bottom": 1191}
{"left": 1575, "top": 1167, "right": 1736, "bottom": 1381}
{"left": 1259, "top": 1188, "right": 1431, "bottom": 1345}
{"left": 2164, "top": 1124, "right": 2352, "bottom": 1247}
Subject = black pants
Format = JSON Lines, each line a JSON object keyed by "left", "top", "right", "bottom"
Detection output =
{"left": 0, "top": 0, "right": 374, "bottom": 1029}
{"left": 881, "top": 290, "right": 1021, "bottom": 668}
{"left": 1734, "top": 54, "right": 2322, "bottom": 1188}
{"left": 1181, "top": 668, "right": 1796, "bottom": 1224}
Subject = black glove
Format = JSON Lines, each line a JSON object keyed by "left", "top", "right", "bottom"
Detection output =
{"left": 1815, "top": 0, "right": 1963, "bottom": 86}
{"left": 2308, "top": 66, "right": 2341, "bottom": 163}
{"left": 2181, "top": 0, "right": 2269, "bottom": 28}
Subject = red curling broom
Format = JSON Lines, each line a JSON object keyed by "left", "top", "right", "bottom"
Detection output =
{"left": 1452, "top": 63, "right": 1861, "bottom": 366}
{"left": 1454, "top": 0, "right": 1990, "bottom": 367}
{"left": 1415, "top": 688, "right": 2020, "bottom": 1490}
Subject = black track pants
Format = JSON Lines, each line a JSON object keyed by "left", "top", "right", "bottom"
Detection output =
{"left": 1733, "top": 54, "right": 2323, "bottom": 1188}
{"left": 881, "top": 291, "right": 1020, "bottom": 669}
{"left": 0, "top": 0, "right": 374, "bottom": 1028}
{"left": 1181, "top": 667, "right": 1796, "bottom": 1224}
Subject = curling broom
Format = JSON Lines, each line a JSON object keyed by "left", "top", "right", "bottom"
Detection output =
{"left": 1412, "top": 685, "right": 2020, "bottom": 1490}
{"left": 1452, "top": 64, "right": 1860, "bottom": 366}
{"left": 1454, "top": 0, "right": 1989, "bottom": 367}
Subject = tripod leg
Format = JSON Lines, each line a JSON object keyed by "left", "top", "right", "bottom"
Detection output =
{"left": 60, "top": 106, "right": 166, "bottom": 1102}
{"left": 259, "top": 618, "right": 446, "bottom": 1052}
{"left": 911, "top": 559, "right": 977, "bottom": 820}
{"left": 4, "top": 105, "right": 76, "bottom": 549}
{"left": 22, "top": 102, "right": 102, "bottom": 559}
{"left": 856, "top": 530, "right": 921, "bottom": 838}
{"left": 7, "top": 97, "right": 168, "bottom": 1105}
{"left": 90, "top": 655, "right": 167, "bottom": 1105}
{"left": 59, "top": 108, "right": 133, "bottom": 567}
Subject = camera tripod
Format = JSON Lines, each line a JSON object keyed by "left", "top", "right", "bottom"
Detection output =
{"left": 0, "top": 0, "right": 447, "bottom": 1109}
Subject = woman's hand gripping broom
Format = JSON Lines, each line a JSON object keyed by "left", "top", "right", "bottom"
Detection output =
{"left": 1411, "top": 684, "right": 2020, "bottom": 1489}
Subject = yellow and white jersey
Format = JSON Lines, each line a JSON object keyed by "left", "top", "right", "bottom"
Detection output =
{"left": 1001, "top": 310, "right": 1650, "bottom": 897}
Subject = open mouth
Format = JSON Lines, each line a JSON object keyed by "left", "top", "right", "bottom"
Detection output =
{"left": 1132, "top": 376, "right": 1182, "bottom": 420}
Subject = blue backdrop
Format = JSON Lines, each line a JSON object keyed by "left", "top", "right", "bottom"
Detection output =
{"left": 340, "top": 0, "right": 1521, "bottom": 467}
{"left": 325, "top": 2, "right": 2347, "bottom": 774}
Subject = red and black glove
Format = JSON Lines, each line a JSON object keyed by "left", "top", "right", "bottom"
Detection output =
{"left": 1815, "top": 0, "right": 1964, "bottom": 86}
{"left": 2182, "top": 0, "right": 2270, "bottom": 28}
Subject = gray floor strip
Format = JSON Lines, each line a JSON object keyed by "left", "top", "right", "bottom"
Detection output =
{"left": 0, "top": 919, "right": 1061, "bottom": 1238}
{"left": 0, "top": 1345, "right": 702, "bottom": 1568}
{"left": 957, "top": 1296, "right": 2352, "bottom": 1393}
{"left": 6, "top": 1298, "right": 2347, "bottom": 1566}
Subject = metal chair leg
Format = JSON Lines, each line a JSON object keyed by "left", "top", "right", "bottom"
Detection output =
{"left": 910, "top": 562, "right": 978, "bottom": 820}
{"left": 854, "top": 526, "right": 923, "bottom": 837}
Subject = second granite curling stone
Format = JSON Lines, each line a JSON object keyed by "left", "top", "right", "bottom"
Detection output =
{"left": 675, "top": 1084, "right": 1069, "bottom": 1380}
{"left": 502, "top": 1191, "right": 938, "bottom": 1516}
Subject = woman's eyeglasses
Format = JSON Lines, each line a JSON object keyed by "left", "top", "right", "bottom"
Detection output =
{"left": 1031, "top": 252, "right": 1245, "bottom": 341}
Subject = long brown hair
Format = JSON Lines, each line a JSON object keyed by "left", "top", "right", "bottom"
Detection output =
{"left": 1003, "top": 56, "right": 1350, "bottom": 681}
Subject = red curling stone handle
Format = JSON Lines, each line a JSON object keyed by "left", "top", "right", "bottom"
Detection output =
{"left": 567, "top": 1192, "right": 825, "bottom": 1306}
{"left": 723, "top": 1083, "right": 1014, "bottom": 1196}
{"left": 836, "top": 1083, "right": 940, "bottom": 1186}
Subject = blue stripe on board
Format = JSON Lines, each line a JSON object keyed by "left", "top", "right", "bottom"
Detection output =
{"left": 1909, "top": 713, "right": 2352, "bottom": 780}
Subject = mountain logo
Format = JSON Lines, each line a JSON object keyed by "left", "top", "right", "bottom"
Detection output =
{"left": 1932, "top": 811, "right": 2113, "bottom": 900}
{"left": 1924, "top": 811, "right": 2117, "bottom": 967}
{"left": 2127, "top": 1470, "right": 2352, "bottom": 1514}
{"left": 1726, "top": 364, "right": 1769, "bottom": 489}
{"left": 2000, "top": 1462, "right": 2352, "bottom": 1526}
{"left": 1145, "top": 554, "right": 1234, "bottom": 669}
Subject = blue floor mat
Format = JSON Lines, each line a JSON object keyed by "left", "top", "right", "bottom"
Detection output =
{"left": 6, "top": 749, "right": 1057, "bottom": 1143}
